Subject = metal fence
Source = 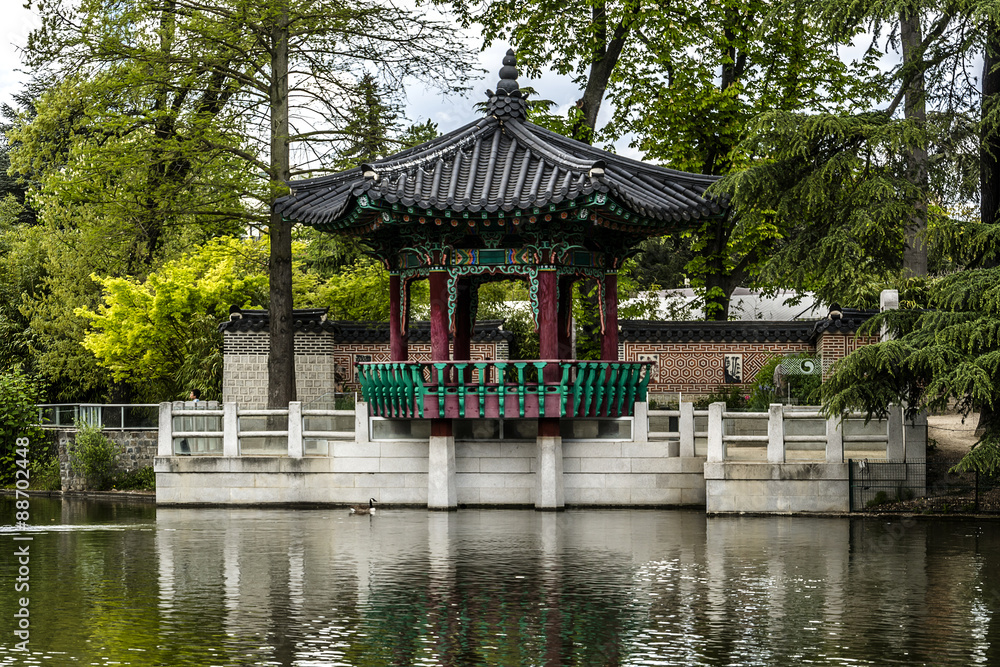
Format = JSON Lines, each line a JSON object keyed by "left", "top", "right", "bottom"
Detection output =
{"left": 37, "top": 404, "right": 160, "bottom": 430}
{"left": 850, "top": 458, "right": 1000, "bottom": 513}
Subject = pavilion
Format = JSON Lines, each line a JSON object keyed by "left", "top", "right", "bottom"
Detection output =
{"left": 274, "top": 50, "right": 727, "bottom": 508}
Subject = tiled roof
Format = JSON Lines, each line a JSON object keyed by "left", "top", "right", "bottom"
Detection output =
{"left": 621, "top": 309, "right": 877, "bottom": 344}
{"left": 621, "top": 320, "right": 815, "bottom": 344}
{"left": 219, "top": 307, "right": 337, "bottom": 333}
{"left": 274, "top": 51, "right": 724, "bottom": 231}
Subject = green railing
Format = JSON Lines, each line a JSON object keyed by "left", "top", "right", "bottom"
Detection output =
{"left": 356, "top": 360, "right": 653, "bottom": 419}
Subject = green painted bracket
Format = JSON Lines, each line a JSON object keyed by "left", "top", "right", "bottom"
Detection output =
{"left": 624, "top": 364, "right": 638, "bottom": 411}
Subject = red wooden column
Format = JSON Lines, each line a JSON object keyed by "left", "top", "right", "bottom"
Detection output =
{"left": 537, "top": 268, "right": 560, "bottom": 437}
{"left": 557, "top": 276, "right": 574, "bottom": 360}
{"left": 453, "top": 279, "right": 472, "bottom": 364}
{"left": 601, "top": 272, "right": 619, "bottom": 361}
{"left": 428, "top": 268, "right": 456, "bottom": 509}
{"left": 388, "top": 273, "right": 408, "bottom": 361}
{"left": 538, "top": 268, "right": 558, "bottom": 375}
{"left": 428, "top": 270, "right": 450, "bottom": 363}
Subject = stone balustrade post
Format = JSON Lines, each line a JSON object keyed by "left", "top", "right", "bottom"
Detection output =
{"left": 887, "top": 404, "right": 904, "bottom": 461}
{"left": 679, "top": 401, "right": 695, "bottom": 457}
{"left": 158, "top": 402, "right": 173, "bottom": 456}
{"left": 825, "top": 414, "right": 844, "bottom": 463}
{"left": 355, "top": 401, "right": 370, "bottom": 444}
{"left": 768, "top": 404, "right": 785, "bottom": 464}
{"left": 633, "top": 400, "right": 648, "bottom": 444}
{"left": 707, "top": 402, "right": 725, "bottom": 462}
{"left": 287, "top": 402, "right": 303, "bottom": 459}
{"left": 223, "top": 402, "right": 239, "bottom": 457}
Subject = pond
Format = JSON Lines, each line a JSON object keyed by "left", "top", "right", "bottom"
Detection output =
{"left": 1, "top": 497, "right": 999, "bottom": 666}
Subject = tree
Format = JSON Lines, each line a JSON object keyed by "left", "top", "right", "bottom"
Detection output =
{"left": 439, "top": 0, "right": 877, "bottom": 318}
{"left": 21, "top": 0, "right": 472, "bottom": 407}
{"left": 77, "top": 237, "right": 269, "bottom": 401}
{"left": 0, "top": 366, "right": 46, "bottom": 487}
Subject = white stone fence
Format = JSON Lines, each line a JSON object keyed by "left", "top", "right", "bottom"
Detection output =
{"left": 159, "top": 400, "right": 923, "bottom": 464}
{"left": 646, "top": 402, "right": 923, "bottom": 463}
{"left": 157, "top": 401, "right": 358, "bottom": 458}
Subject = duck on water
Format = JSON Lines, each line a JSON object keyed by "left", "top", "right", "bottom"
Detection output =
{"left": 350, "top": 498, "right": 377, "bottom": 515}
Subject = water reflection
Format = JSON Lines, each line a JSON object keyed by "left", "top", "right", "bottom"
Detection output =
{"left": 2, "top": 499, "right": 1000, "bottom": 665}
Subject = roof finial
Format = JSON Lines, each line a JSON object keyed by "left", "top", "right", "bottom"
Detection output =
{"left": 486, "top": 48, "right": 527, "bottom": 120}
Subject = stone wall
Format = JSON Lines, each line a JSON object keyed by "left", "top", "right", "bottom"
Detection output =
{"left": 56, "top": 429, "right": 158, "bottom": 491}
{"left": 222, "top": 330, "right": 336, "bottom": 409}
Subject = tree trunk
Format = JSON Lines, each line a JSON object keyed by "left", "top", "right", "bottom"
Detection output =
{"left": 900, "top": 7, "right": 928, "bottom": 278}
{"left": 571, "top": 0, "right": 636, "bottom": 144}
{"left": 267, "top": 0, "right": 295, "bottom": 408}
{"left": 981, "top": 18, "right": 1000, "bottom": 271}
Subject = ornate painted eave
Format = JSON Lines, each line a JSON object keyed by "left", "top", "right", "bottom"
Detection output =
{"left": 274, "top": 51, "right": 725, "bottom": 235}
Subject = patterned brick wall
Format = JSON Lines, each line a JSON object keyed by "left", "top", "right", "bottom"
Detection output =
{"left": 817, "top": 332, "right": 879, "bottom": 379}
{"left": 622, "top": 341, "right": 814, "bottom": 394}
{"left": 335, "top": 341, "right": 509, "bottom": 388}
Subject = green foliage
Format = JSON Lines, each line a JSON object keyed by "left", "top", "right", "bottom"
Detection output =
{"left": 694, "top": 386, "right": 749, "bottom": 410}
{"left": 718, "top": 111, "right": 935, "bottom": 305}
{"left": 0, "top": 367, "right": 46, "bottom": 485}
{"left": 309, "top": 257, "right": 428, "bottom": 322}
{"left": 116, "top": 466, "right": 156, "bottom": 491}
{"left": 77, "top": 237, "right": 268, "bottom": 401}
{"left": 745, "top": 352, "right": 821, "bottom": 410}
{"left": 29, "top": 455, "right": 61, "bottom": 492}
{"left": 70, "top": 423, "right": 118, "bottom": 491}
{"left": 823, "top": 232, "right": 1000, "bottom": 472}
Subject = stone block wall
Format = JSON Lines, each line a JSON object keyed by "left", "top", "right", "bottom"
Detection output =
{"left": 56, "top": 429, "right": 158, "bottom": 491}
{"left": 223, "top": 330, "right": 336, "bottom": 409}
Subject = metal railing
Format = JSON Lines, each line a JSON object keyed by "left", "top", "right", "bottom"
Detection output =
{"left": 37, "top": 403, "right": 160, "bottom": 430}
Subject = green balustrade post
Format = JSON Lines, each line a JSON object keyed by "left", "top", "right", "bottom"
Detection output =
{"left": 412, "top": 365, "right": 425, "bottom": 418}
{"left": 594, "top": 363, "right": 611, "bottom": 417}
{"left": 532, "top": 362, "right": 547, "bottom": 417}
{"left": 614, "top": 364, "right": 629, "bottom": 416}
{"left": 495, "top": 362, "right": 508, "bottom": 417}
{"left": 434, "top": 363, "right": 448, "bottom": 418}
{"left": 514, "top": 362, "right": 528, "bottom": 417}
{"left": 400, "top": 364, "right": 415, "bottom": 418}
{"left": 638, "top": 363, "right": 652, "bottom": 401}
{"left": 581, "top": 364, "right": 597, "bottom": 417}
{"left": 455, "top": 363, "right": 468, "bottom": 417}
{"left": 570, "top": 363, "right": 586, "bottom": 416}
{"left": 559, "top": 363, "right": 572, "bottom": 417}
{"left": 624, "top": 364, "right": 639, "bottom": 414}
{"left": 474, "top": 363, "right": 488, "bottom": 417}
